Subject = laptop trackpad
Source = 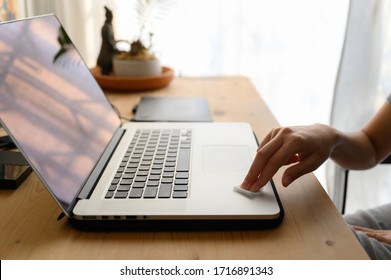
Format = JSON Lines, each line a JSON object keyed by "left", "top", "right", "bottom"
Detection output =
{"left": 202, "top": 145, "right": 252, "bottom": 172}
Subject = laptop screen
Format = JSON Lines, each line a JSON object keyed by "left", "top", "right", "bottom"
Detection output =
{"left": 0, "top": 16, "right": 121, "bottom": 213}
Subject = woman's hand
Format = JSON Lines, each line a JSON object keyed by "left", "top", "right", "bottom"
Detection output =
{"left": 241, "top": 124, "right": 340, "bottom": 192}
{"left": 353, "top": 226, "right": 391, "bottom": 245}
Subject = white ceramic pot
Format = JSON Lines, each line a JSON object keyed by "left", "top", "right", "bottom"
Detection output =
{"left": 112, "top": 58, "right": 161, "bottom": 77}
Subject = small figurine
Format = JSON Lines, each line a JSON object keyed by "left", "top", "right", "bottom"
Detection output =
{"left": 97, "top": 6, "right": 118, "bottom": 75}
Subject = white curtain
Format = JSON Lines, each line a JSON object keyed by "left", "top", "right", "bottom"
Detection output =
{"left": 328, "top": 0, "right": 391, "bottom": 213}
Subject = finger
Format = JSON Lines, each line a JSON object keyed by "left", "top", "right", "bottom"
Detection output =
{"left": 352, "top": 226, "right": 378, "bottom": 234}
{"left": 257, "top": 128, "right": 276, "bottom": 152}
{"left": 248, "top": 161, "right": 284, "bottom": 191}
{"left": 241, "top": 136, "right": 284, "bottom": 190}
{"left": 352, "top": 226, "right": 390, "bottom": 242}
{"left": 364, "top": 232, "right": 390, "bottom": 243}
{"left": 282, "top": 153, "right": 326, "bottom": 187}
{"left": 354, "top": 227, "right": 389, "bottom": 236}
{"left": 258, "top": 128, "right": 280, "bottom": 151}
{"left": 247, "top": 144, "right": 301, "bottom": 191}
{"left": 285, "top": 154, "right": 299, "bottom": 165}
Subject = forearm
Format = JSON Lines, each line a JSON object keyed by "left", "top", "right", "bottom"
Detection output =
{"left": 330, "top": 130, "right": 378, "bottom": 170}
{"left": 331, "top": 101, "right": 391, "bottom": 169}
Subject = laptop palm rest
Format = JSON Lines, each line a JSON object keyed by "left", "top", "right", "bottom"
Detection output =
{"left": 202, "top": 145, "right": 252, "bottom": 172}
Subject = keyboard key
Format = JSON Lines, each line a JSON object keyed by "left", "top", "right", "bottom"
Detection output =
{"left": 120, "top": 179, "right": 133, "bottom": 185}
{"left": 105, "top": 191, "right": 114, "bottom": 199}
{"left": 147, "top": 180, "right": 159, "bottom": 187}
{"left": 155, "top": 155, "right": 165, "bottom": 160}
{"left": 129, "top": 188, "right": 143, "bottom": 198}
{"left": 152, "top": 164, "right": 163, "bottom": 169}
{"left": 135, "top": 176, "right": 147, "bottom": 182}
{"left": 174, "top": 185, "right": 188, "bottom": 191}
{"left": 129, "top": 158, "right": 140, "bottom": 163}
{"left": 174, "top": 179, "right": 189, "bottom": 185}
{"left": 127, "top": 163, "right": 138, "bottom": 168}
{"left": 140, "top": 160, "right": 151, "bottom": 166}
{"left": 149, "top": 175, "right": 160, "bottom": 181}
{"left": 136, "top": 171, "right": 149, "bottom": 177}
{"left": 177, "top": 149, "right": 190, "bottom": 172}
{"left": 166, "top": 157, "right": 177, "bottom": 162}
{"left": 162, "top": 172, "right": 174, "bottom": 178}
{"left": 111, "top": 178, "right": 120, "bottom": 185}
{"left": 176, "top": 172, "right": 189, "bottom": 179}
{"left": 132, "top": 182, "right": 145, "bottom": 188}
{"left": 164, "top": 167, "right": 175, "bottom": 172}
{"left": 114, "top": 191, "right": 128, "bottom": 199}
{"left": 150, "top": 169, "right": 162, "bottom": 175}
{"left": 117, "top": 185, "right": 131, "bottom": 192}
{"left": 125, "top": 168, "right": 137, "bottom": 173}
{"left": 173, "top": 191, "right": 187, "bottom": 198}
{"left": 161, "top": 178, "right": 173, "bottom": 184}
{"left": 117, "top": 167, "right": 124, "bottom": 173}
{"left": 138, "top": 166, "right": 150, "bottom": 171}
{"left": 158, "top": 184, "right": 172, "bottom": 198}
{"left": 122, "top": 173, "right": 135, "bottom": 179}
{"left": 143, "top": 187, "right": 158, "bottom": 198}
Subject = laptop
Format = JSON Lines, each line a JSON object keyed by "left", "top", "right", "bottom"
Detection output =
{"left": 0, "top": 15, "right": 283, "bottom": 230}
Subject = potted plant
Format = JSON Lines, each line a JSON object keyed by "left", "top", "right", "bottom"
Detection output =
{"left": 111, "top": 0, "right": 173, "bottom": 77}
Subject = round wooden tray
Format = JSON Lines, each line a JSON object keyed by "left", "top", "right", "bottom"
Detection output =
{"left": 91, "top": 66, "right": 174, "bottom": 92}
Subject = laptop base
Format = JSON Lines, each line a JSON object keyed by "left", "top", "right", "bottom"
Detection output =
{"left": 69, "top": 215, "right": 284, "bottom": 231}
{"left": 69, "top": 180, "right": 284, "bottom": 231}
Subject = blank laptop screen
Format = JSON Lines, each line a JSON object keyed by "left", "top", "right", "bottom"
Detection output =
{"left": 0, "top": 16, "right": 121, "bottom": 212}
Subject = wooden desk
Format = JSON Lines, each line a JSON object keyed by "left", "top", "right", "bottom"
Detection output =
{"left": 0, "top": 77, "right": 369, "bottom": 259}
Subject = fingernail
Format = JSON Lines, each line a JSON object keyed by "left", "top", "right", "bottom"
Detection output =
{"left": 241, "top": 180, "right": 250, "bottom": 190}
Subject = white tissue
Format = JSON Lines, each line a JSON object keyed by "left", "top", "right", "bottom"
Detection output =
{"left": 233, "top": 185, "right": 263, "bottom": 197}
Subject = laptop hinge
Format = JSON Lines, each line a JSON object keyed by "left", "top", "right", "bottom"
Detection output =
{"left": 77, "top": 128, "right": 125, "bottom": 200}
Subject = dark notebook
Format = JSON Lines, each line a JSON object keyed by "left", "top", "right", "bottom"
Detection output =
{"left": 133, "top": 97, "right": 213, "bottom": 122}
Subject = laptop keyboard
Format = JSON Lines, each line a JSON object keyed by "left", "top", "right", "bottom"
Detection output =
{"left": 105, "top": 129, "right": 192, "bottom": 199}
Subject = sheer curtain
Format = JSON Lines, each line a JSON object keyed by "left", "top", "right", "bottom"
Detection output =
{"left": 328, "top": 0, "right": 391, "bottom": 213}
